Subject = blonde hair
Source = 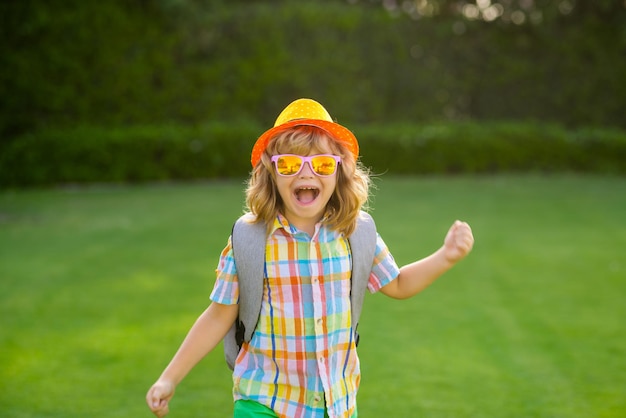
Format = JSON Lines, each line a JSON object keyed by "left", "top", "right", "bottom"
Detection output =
{"left": 245, "top": 126, "right": 370, "bottom": 236}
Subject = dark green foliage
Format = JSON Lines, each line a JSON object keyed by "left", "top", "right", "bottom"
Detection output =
{"left": 0, "top": 124, "right": 259, "bottom": 186}
{"left": 358, "top": 123, "right": 626, "bottom": 175}
{"left": 2, "top": 122, "right": 624, "bottom": 187}
{"left": 1, "top": 1, "right": 625, "bottom": 138}
{"left": 1, "top": 1, "right": 625, "bottom": 186}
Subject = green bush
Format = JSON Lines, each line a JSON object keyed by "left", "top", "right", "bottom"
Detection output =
{"left": 1, "top": 1, "right": 625, "bottom": 139}
{"left": 0, "top": 124, "right": 259, "bottom": 187}
{"left": 357, "top": 123, "right": 626, "bottom": 174}
{"left": 1, "top": 123, "right": 624, "bottom": 187}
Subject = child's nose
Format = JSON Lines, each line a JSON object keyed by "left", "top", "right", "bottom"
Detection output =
{"left": 299, "top": 161, "right": 315, "bottom": 177}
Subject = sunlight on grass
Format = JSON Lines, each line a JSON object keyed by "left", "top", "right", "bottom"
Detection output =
{"left": 1, "top": 176, "right": 625, "bottom": 417}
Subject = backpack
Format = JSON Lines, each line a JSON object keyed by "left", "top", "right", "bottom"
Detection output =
{"left": 224, "top": 211, "right": 377, "bottom": 370}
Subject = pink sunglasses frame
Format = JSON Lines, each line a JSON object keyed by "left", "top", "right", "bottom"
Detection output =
{"left": 270, "top": 154, "right": 342, "bottom": 177}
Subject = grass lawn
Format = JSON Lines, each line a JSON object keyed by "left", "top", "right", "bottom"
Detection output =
{"left": 1, "top": 175, "right": 624, "bottom": 417}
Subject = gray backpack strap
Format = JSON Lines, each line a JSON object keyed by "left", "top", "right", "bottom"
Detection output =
{"left": 224, "top": 213, "right": 266, "bottom": 370}
{"left": 348, "top": 211, "right": 377, "bottom": 346}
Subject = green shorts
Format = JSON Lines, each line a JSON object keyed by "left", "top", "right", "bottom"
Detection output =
{"left": 233, "top": 400, "right": 357, "bottom": 417}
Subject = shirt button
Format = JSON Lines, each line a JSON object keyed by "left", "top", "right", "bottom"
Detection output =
{"left": 316, "top": 318, "right": 323, "bottom": 325}
{"left": 314, "top": 396, "right": 322, "bottom": 403}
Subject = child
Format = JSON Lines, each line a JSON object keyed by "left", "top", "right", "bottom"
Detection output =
{"left": 146, "top": 98, "right": 474, "bottom": 418}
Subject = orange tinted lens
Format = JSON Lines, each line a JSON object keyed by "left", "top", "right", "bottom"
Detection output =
{"left": 275, "top": 155, "right": 303, "bottom": 175}
{"left": 311, "top": 156, "right": 338, "bottom": 176}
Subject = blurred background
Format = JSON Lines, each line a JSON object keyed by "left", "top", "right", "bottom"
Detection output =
{"left": 1, "top": 0, "right": 625, "bottom": 186}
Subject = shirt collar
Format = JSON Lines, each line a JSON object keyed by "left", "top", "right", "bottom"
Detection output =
{"left": 271, "top": 213, "right": 337, "bottom": 239}
{"left": 271, "top": 213, "right": 295, "bottom": 235}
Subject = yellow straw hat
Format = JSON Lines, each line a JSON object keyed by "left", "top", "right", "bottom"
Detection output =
{"left": 250, "top": 98, "right": 359, "bottom": 167}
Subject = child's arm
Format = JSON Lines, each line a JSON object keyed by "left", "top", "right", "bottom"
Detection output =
{"left": 146, "top": 301, "right": 238, "bottom": 417}
{"left": 380, "top": 220, "right": 474, "bottom": 300}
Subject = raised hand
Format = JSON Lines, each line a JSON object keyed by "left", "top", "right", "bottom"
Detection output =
{"left": 443, "top": 220, "right": 474, "bottom": 264}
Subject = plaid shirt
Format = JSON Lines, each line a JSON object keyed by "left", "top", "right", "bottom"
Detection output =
{"left": 210, "top": 214, "right": 400, "bottom": 418}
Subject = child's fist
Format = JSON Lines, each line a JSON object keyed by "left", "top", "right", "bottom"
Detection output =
{"left": 443, "top": 220, "right": 474, "bottom": 263}
{"left": 146, "top": 380, "right": 175, "bottom": 417}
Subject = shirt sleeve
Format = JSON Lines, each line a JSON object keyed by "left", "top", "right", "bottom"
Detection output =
{"left": 367, "top": 233, "right": 401, "bottom": 293}
{"left": 209, "top": 236, "right": 239, "bottom": 305}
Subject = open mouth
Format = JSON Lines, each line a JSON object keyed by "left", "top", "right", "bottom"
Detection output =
{"left": 295, "top": 187, "right": 319, "bottom": 204}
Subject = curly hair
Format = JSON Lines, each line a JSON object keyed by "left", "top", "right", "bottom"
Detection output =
{"left": 245, "top": 126, "right": 370, "bottom": 236}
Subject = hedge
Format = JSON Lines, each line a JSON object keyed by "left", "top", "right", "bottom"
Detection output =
{"left": 2, "top": 1, "right": 625, "bottom": 140}
{"left": 358, "top": 123, "right": 626, "bottom": 175}
{"left": 1, "top": 123, "right": 624, "bottom": 188}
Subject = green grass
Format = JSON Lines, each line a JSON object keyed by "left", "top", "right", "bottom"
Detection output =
{"left": 1, "top": 175, "right": 625, "bottom": 417}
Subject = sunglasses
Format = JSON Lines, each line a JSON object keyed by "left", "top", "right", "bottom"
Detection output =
{"left": 270, "top": 154, "right": 342, "bottom": 177}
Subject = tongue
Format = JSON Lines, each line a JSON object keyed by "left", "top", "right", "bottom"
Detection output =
{"left": 297, "top": 189, "right": 316, "bottom": 204}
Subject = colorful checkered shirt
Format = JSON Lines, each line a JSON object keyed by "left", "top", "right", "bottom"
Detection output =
{"left": 210, "top": 214, "right": 400, "bottom": 418}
